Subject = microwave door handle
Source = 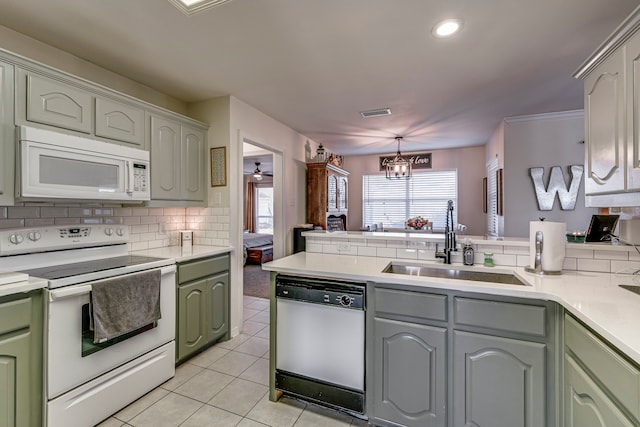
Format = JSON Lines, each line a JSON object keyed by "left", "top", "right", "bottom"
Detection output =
{"left": 126, "top": 160, "right": 134, "bottom": 194}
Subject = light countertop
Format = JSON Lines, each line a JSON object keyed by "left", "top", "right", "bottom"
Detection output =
{"left": 130, "top": 245, "right": 233, "bottom": 263}
{"left": 264, "top": 252, "right": 640, "bottom": 366}
{"left": 0, "top": 273, "right": 47, "bottom": 298}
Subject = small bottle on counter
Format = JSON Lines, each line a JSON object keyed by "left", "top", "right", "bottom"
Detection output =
{"left": 463, "top": 241, "right": 474, "bottom": 266}
{"left": 483, "top": 252, "right": 494, "bottom": 267}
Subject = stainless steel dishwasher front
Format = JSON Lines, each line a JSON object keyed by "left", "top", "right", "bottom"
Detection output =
{"left": 275, "top": 274, "right": 366, "bottom": 414}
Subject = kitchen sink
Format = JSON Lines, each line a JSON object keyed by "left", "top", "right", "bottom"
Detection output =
{"left": 382, "top": 262, "right": 528, "bottom": 286}
{"left": 619, "top": 284, "right": 640, "bottom": 296}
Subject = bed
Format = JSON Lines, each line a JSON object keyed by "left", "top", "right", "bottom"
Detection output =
{"left": 243, "top": 233, "right": 273, "bottom": 264}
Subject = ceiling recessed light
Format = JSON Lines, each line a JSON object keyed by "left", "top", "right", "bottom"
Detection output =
{"left": 432, "top": 19, "right": 463, "bottom": 38}
{"left": 168, "top": 0, "right": 234, "bottom": 15}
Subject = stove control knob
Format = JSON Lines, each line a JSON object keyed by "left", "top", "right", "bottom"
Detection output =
{"left": 27, "top": 231, "right": 41, "bottom": 241}
{"left": 104, "top": 228, "right": 114, "bottom": 236}
{"left": 9, "top": 234, "right": 24, "bottom": 245}
{"left": 340, "top": 295, "right": 352, "bottom": 307}
{"left": 116, "top": 228, "right": 125, "bottom": 237}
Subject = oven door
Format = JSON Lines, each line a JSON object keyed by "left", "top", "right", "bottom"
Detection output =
{"left": 46, "top": 265, "right": 175, "bottom": 399}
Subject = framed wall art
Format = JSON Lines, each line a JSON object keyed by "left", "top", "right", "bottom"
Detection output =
{"left": 210, "top": 146, "right": 227, "bottom": 187}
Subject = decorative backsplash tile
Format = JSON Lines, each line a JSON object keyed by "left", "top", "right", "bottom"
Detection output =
{"left": 0, "top": 204, "right": 229, "bottom": 250}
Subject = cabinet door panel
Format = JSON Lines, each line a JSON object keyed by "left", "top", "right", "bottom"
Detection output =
{"left": 0, "top": 334, "right": 31, "bottom": 427}
{"left": 207, "top": 272, "right": 229, "bottom": 342}
{"left": 95, "top": 98, "right": 144, "bottom": 146}
{"left": 372, "top": 317, "right": 446, "bottom": 427}
{"left": 584, "top": 49, "right": 625, "bottom": 195}
{"left": 26, "top": 73, "right": 92, "bottom": 133}
{"left": 627, "top": 32, "right": 640, "bottom": 190}
{"left": 565, "top": 355, "right": 634, "bottom": 427}
{"left": 453, "top": 330, "right": 546, "bottom": 427}
{"left": 181, "top": 126, "right": 206, "bottom": 201}
{"left": 150, "top": 116, "right": 181, "bottom": 199}
{"left": 0, "top": 61, "right": 14, "bottom": 204}
{"left": 177, "top": 280, "right": 208, "bottom": 361}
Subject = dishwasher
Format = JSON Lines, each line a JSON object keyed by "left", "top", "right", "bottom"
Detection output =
{"left": 275, "top": 274, "right": 366, "bottom": 414}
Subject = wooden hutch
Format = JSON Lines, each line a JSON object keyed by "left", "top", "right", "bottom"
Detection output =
{"left": 306, "top": 162, "right": 349, "bottom": 230}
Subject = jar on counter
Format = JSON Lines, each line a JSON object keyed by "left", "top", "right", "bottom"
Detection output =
{"left": 483, "top": 252, "right": 494, "bottom": 267}
{"left": 463, "top": 242, "right": 474, "bottom": 266}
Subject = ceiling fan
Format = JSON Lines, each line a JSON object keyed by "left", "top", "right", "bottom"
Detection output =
{"left": 253, "top": 162, "right": 263, "bottom": 181}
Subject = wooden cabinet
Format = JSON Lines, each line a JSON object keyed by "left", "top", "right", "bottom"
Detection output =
{"left": 575, "top": 7, "right": 640, "bottom": 206}
{"left": 150, "top": 115, "right": 207, "bottom": 205}
{"left": 306, "top": 162, "right": 349, "bottom": 230}
{"left": 0, "top": 291, "right": 43, "bottom": 427}
{"left": 176, "top": 253, "right": 230, "bottom": 363}
{"left": 0, "top": 60, "right": 14, "bottom": 206}
{"left": 564, "top": 314, "right": 640, "bottom": 426}
{"left": 368, "top": 284, "right": 558, "bottom": 427}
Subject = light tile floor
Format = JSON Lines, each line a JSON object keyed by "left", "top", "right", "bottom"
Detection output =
{"left": 97, "top": 295, "right": 369, "bottom": 427}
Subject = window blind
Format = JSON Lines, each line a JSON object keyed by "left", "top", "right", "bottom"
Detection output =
{"left": 362, "top": 170, "right": 458, "bottom": 230}
{"left": 486, "top": 159, "right": 499, "bottom": 236}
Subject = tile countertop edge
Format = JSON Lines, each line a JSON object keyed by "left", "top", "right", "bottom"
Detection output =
{"left": 0, "top": 276, "right": 48, "bottom": 298}
{"left": 263, "top": 252, "right": 640, "bottom": 366}
{"left": 130, "top": 245, "right": 234, "bottom": 263}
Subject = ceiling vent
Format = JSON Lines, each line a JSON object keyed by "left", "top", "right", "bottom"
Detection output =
{"left": 360, "top": 108, "right": 392, "bottom": 118}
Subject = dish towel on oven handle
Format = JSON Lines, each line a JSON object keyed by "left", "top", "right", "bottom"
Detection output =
{"left": 90, "top": 269, "right": 162, "bottom": 343}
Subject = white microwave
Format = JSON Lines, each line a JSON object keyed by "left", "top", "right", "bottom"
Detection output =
{"left": 16, "top": 126, "right": 150, "bottom": 203}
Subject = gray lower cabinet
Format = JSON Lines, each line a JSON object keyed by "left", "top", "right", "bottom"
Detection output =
{"left": 368, "top": 284, "right": 557, "bottom": 427}
{"left": 564, "top": 314, "right": 640, "bottom": 426}
{"left": 176, "top": 254, "right": 230, "bottom": 363}
{"left": 452, "top": 330, "right": 546, "bottom": 427}
{"left": 0, "top": 291, "right": 43, "bottom": 427}
{"left": 372, "top": 317, "right": 447, "bottom": 427}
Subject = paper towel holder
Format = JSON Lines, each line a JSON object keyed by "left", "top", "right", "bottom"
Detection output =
{"left": 524, "top": 228, "right": 563, "bottom": 275}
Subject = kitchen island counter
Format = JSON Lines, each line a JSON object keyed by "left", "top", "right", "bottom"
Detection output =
{"left": 264, "top": 252, "right": 640, "bottom": 367}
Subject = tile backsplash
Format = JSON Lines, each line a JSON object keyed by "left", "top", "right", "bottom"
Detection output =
{"left": 0, "top": 204, "right": 229, "bottom": 251}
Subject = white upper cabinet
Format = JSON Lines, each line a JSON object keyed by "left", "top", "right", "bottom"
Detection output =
{"left": 574, "top": 6, "right": 640, "bottom": 207}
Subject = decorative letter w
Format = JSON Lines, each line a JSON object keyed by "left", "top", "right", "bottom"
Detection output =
{"left": 529, "top": 165, "right": 584, "bottom": 211}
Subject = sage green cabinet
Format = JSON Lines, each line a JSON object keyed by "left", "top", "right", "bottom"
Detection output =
{"left": 150, "top": 115, "right": 207, "bottom": 205}
{"left": 575, "top": 8, "right": 640, "bottom": 206}
{"left": 564, "top": 314, "right": 640, "bottom": 426}
{"left": 0, "top": 291, "right": 43, "bottom": 427}
{"left": 0, "top": 60, "right": 14, "bottom": 206}
{"left": 176, "top": 254, "right": 230, "bottom": 363}
{"left": 95, "top": 97, "right": 145, "bottom": 147}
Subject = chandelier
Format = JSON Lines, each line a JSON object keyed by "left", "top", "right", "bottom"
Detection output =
{"left": 385, "top": 137, "right": 412, "bottom": 180}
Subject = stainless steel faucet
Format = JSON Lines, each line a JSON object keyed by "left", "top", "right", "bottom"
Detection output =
{"left": 435, "top": 200, "right": 456, "bottom": 264}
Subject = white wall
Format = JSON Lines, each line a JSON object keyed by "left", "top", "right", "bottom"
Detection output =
{"left": 503, "top": 110, "right": 597, "bottom": 237}
{"left": 345, "top": 146, "right": 487, "bottom": 235}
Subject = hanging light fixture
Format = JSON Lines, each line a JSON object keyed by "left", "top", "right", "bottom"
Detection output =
{"left": 385, "top": 137, "right": 412, "bottom": 180}
{"left": 253, "top": 161, "right": 263, "bottom": 181}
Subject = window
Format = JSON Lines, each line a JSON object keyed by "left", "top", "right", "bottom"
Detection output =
{"left": 362, "top": 170, "right": 458, "bottom": 230}
{"left": 256, "top": 186, "right": 273, "bottom": 234}
{"left": 486, "top": 159, "right": 499, "bottom": 236}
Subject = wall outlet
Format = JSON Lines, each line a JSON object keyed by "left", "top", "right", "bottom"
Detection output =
{"left": 337, "top": 243, "right": 350, "bottom": 251}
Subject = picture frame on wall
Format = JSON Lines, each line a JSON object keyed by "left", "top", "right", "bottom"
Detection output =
{"left": 496, "top": 168, "right": 504, "bottom": 216}
{"left": 210, "top": 146, "right": 227, "bottom": 187}
{"left": 482, "top": 177, "right": 488, "bottom": 213}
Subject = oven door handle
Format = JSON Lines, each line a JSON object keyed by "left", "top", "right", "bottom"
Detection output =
{"left": 49, "top": 284, "right": 92, "bottom": 301}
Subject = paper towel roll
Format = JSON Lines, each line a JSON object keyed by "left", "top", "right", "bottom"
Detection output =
{"left": 530, "top": 221, "right": 566, "bottom": 273}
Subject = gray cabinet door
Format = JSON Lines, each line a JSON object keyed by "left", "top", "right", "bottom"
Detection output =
{"left": 626, "top": 30, "right": 640, "bottom": 191}
{"left": 583, "top": 48, "right": 626, "bottom": 195}
{"left": 0, "top": 61, "right": 14, "bottom": 205}
{"left": 207, "top": 272, "right": 229, "bottom": 343}
{"left": 150, "top": 116, "right": 181, "bottom": 200}
{"left": 95, "top": 97, "right": 145, "bottom": 147}
{"left": 26, "top": 73, "right": 93, "bottom": 133}
{"left": 453, "top": 330, "right": 546, "bottom": 427}
{"left": 177, "top": 278, "right": 208, "bottom": 362}
{"left": 565, "top": 354, "right": 634, "bottom": 427}
{"left": 181, "top": 125, "right": 206, "bottom": 202}
{"left": 372, "top": 317, "right": 447, "bottom": 427}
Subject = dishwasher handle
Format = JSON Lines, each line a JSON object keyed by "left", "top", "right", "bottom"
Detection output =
{"left": 275, "top": 278, "right": 365, "bottom": 310}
